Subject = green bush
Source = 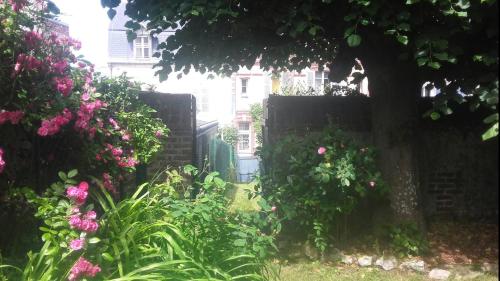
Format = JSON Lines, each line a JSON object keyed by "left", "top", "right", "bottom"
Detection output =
{"left": 388, "top": 222, "right": 428, "bottom": 257}
{"left": 0, "top": 167, "right": 279, "bottom": 280}
{"left": 259, "top": 125, "right": 388, "bottom": 253}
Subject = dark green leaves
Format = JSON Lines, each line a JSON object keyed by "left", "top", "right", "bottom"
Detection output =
{"left": 347, "top": 34, "right": 362, "bottom": 47}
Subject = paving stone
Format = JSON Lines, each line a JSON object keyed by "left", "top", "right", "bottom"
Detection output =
{"left": 429, "top": 268, "right": 451, "bottom": 280}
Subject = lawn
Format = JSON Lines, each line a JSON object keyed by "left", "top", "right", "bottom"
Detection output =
{"left": 228, "top": 183, "right": 499, "bottom": 281}
{"left": 276, "top": 262, "right": 497, "bottom": 281}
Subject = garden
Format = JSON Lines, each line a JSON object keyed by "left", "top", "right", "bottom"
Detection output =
{"left": 1, "top": 1, "right": 498, "bottom": 281}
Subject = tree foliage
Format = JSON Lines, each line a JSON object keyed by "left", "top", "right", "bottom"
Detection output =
{"left": 101, "top": 0, "right": 498, "bottom": 139}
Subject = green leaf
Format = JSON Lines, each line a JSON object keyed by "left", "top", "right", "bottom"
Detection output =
{"left": 433, "top": 52, "right": 448, "bottom": 60}
{"left": 234, "top": 239, "right": 247, "bottom": 247}
{"left": 482, "top": 122, "right": 498, "bottom": 140}
{"left": 397, "top": 35, "right": 408, "bottom": 45}
{"left": 68, "top": 169, "right": 78, "bottom": 178}
{"left": 427, "top": 61, "right": 441, "bottom": 69}
{"left": 102, "top": 252, "right": 115, "bottom": 262}
{"left": 430, "top": 112, "right": 441, "bottom": 120}
{"left": 417, "top": 57, "right": 428, "bottom": 66}
{"left": 347, "top": 34, "right": 362, "bottom": 47}
{"left": 58, "top": 172, "right": 67, "bottom": 181}
{"left": 88, "top": 237, "right": 101, "bottom": 244}
{"left": 483, "top": 113, "right": 499, "bottom": 124}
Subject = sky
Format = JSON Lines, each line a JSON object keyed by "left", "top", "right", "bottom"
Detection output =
{"left": 51, "top": 0, "right": 110, "bottom": 72}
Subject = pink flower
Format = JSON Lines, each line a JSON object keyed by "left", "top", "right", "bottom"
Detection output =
{"left": 81, "top": 92, "right": 90, "bottom": 101}
{"left": 53, "top": 76, "right": 74, "bottom": 97}
{"left": 24, "top": 31, "right": 42, "bottom": 49}
{"left": 317, "top": 147, "right": 326, "bottom": 155}
{"left": 0, "top": 148, "right": 5, "bottom": 174}
{"left": 112, "top": 148, "right": 123, "bottom": 157}
{"left": 122, "top": 133, "right": 131, "bottom": 141}
{"left": 155, "top": 130, "right": 163, "bottom": 138}
{"left": 0, "top": 110, "right": 24, "bottom": 125}
{"left": 83, "top": 211, "right": 97, "bottom": 220}
{"left": 271, "top": 206, "right": 277, "bottom": 212}
{"left": 69, "top": 215, "right": 82, "bottom": 228}
{"left": 108, "top": 118, "right": 120, "bottom": 130}
{"left": 102, "top": 173, "right": 117, "bottom": 193}
{"left": 68, "top": 257, "right": 101, "bottom": 281}
{"left": 66, "top": 181, "right": 89, "bottom": 205}
{"left": 369, "top": 181, "right": 376, "bottom": 188}
{"left": 69, "top": 238, "right": 85, "bottom": 251}
{"left": 52, "top": 60, "right": 68, "bottom": 74}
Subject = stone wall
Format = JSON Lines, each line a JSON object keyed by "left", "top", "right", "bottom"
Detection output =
{"left": 139, "top": 92, "right": 196, "bottom": 173}
{"left": 263, "top": 95, "right": 498, "bottom": 221}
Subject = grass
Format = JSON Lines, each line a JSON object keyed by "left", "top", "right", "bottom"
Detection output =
{"left": 227, "top": 183, "right": 260, "bottom": 212}
{"left": 227, "top": 184, "right": 499, "bottom": 281}
{"left": 276, "top": 261, "right": 498, "bottom": 281}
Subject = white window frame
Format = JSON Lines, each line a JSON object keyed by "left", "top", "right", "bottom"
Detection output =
{"left": 238, "top": 121, "right": 251, "bottom": 152}
{"left": 314, "top": 71, "right": 330, "bottom": 93}
{"left": 134, "top": 35, "right": 152, "bottom": 59}
{"left": 241, "top": 78, "right": 249, "bottom": 97}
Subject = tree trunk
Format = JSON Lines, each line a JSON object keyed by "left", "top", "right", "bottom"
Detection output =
{"left": 367, "top": 65, "right": 425, "bottom": 226}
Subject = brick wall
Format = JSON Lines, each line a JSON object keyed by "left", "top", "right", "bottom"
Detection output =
{"left": 263, "top": 95, "right": 498, "bottom": 221}
{"left": 139, "top": 92, "right": 196, "bottom": 173}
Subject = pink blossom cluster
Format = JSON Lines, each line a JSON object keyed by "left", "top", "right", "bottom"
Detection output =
{"left": 317, "top": 146, "right": 327, "bottom": 155}
{"left": 118, "top": 156, "right": 138, "bottom": 168}
{"left": 68, "top": 257, "right": 101, "bottom": 281}
{"left": 37, "top": 108, "right": 72, "bottom": 136}
{"left": 96, "top": 143, "right": 137, "bottom": 168}
{"left": 3, "top": 0, "right": 28, "bottom": 12}
{"left": 102, "top": 172, "right": 116, "bottom": 193}
{"left": 0, "top": 148, "right": 5, "bottom": 174}
{"left": 66, "top": 181, "right": 89, "bottom": 205}
{"left": 53, "top": 76, "right": 74, "bottom": 97}
{"left": 155, "top": 130, "right": 163, "bottom": 138}
{"left": 0, "top": 110, "right": 24, "bottom": 125}
{"left": 12, "top": 53, "right": 42, "bottom": 77}
{"left": 51, "top": 59, "right": 68, "bottom": 74}
{"left": 69, "top": 210, "right": 99, "bottom": 233}
{"left": 24, "top": 30, "right": 42, "bottom": 49}
{"left": 74, "top": 100, "right": 107, "bottom": 133}
{"left": 69, "top": 238, "right": 85, "bottom": 251}
{"left": 108, "top": 118, "right": 120, "bottom": 130}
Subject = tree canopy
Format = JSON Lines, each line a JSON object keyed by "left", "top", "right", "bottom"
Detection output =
{"left": 101, "top": 0, "right": 498, "bottom": 139}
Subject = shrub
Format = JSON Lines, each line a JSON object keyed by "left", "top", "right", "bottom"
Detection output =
{"left": 259, "top": 125, "right": 388, "bottom": 253}
{"left": 388, "top": 222, "right": 428, "bottom": 258}
{"left": 0, "top": 166, "right": 279, "bottom": 280}
{"left": 1, "top": 1, "right": 168, "bottom": 258}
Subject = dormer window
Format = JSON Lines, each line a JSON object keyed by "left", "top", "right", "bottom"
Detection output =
{"left": 134, "top": 35, "right": 151, "bottom": 59}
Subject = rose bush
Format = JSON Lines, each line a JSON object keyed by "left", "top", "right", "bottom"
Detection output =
{"left": 0, "top": 0, "right": 168, "bottom": 264}
{"left": 0, "top": 0, "right": 168, "bottom": 191}
{"left": 258, "top": 125, "right": 388, "bottom": 253}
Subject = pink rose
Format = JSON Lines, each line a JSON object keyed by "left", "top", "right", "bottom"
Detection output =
{"left": 69, "top": 257, "right": 101, "bottom": 281}
{"left": 271, "top": 206, "right": 277, "bottom": 212}
{"left": 0, "top": 148, "right": 5, "bottom": 174}
{"left": 317, "top": 147, "right": 326, "bottom": 155}
{"left": 83, "top": 211, "right": 97, "bottom": 220}
{"left": 155, "top": 130, "right": 163, "bottom": 138}
{"left": 69, "top": 238, "right": 85, "bottom": 250}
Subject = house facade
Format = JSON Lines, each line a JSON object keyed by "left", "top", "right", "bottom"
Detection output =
{"left": 107, "top": 4, "right": 368, "bottom": 159}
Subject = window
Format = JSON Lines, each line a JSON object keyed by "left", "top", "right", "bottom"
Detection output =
{"left": 238, "top": 134, "right": 250, "bottom": 150}
{"left": 239, "top": 122, "right": 250, "bottom": 131}
{"left": 134, "top": 35, "right": 151, "bottom": 59}
{"left": 241, "top": 78, "right": 249, "bottom": 97}
{"left": 238, "top": 121, "right": 251, "bottom": 151}
{"left": 314, "top": 71, "right": 330, "bottom": 92}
